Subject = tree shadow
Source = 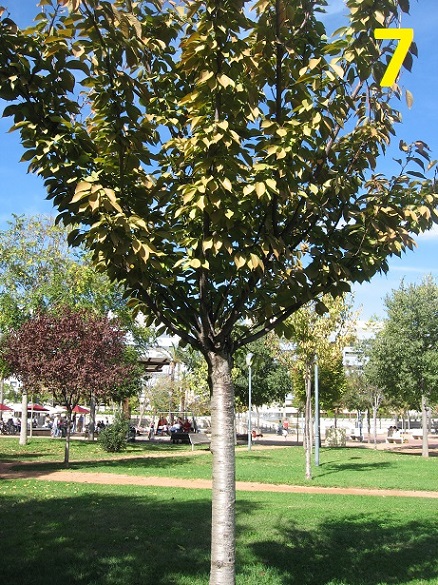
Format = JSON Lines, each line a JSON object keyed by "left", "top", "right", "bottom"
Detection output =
{"left": 0, "top": 485, "right": 217, "bottom": 584}
{"left": 249, "top": 514, "right": 438, "bottom": 584}
{"left": 317, "top": 460, "right": 394, "bottom": 478}
{"left": 6, "top": 454, "right": 205, "bottom": 477}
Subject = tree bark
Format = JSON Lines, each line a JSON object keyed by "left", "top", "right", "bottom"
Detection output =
{"left": 304, "top": 367, "right": 312, "bottom": 480}
{"left": 64, "top": 410, "right": 71, "bottom": 465}
{"left": 421, "top": 393, "right": 429, "bottom": 458}
{"left": 88, "top": 394, "right": 96, "bottom": 441}
{"left": 372, "top": 406, "right": 378, "bottom": 449}
{"left": 0, "top": 377, "right": 4, "bottom": 421}
{"left": 19, "top": 390, "right": 28, "bottom": 446}
{"left": 209, "top": 350, "right": 236, "bottom": 585}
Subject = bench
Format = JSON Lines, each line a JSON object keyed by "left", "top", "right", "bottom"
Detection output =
{"left": 189, "top": 433, "right": 211, "bottom": 451}
{"left": 31, "top": 428, "right": 52, "bottom": 437}
{"left": 170, "top": 432, "right": 191, "bottom": 444}
{"left": 410, "top": 429, "right": 423, "bottom": 440}
{"left": 386, "top": 430, "right": 408, "bottom": 444}
{"left": 349, "top": 429, "right": 363, "bottom": 441}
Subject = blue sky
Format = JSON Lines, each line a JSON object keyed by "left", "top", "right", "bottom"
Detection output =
{"left": 0, "top": 0, "right": 437, "bottom": 321}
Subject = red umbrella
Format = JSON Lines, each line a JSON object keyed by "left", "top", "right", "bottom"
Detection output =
{"left": 72, "top": 405, "right": 90, "bottom": 414}
{"left": 28, "top": 404, "right": 49, "bottom": 412}
{"left": 0, "top": 404, "right": 13, "bottom": 412}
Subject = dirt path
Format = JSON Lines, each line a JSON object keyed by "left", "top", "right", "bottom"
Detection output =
{"left": 1, "top": 459, "right": 437, "bottom": 499}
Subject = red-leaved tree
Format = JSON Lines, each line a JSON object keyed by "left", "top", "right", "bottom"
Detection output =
{"left": 3, "top": 307, "right": 138, "bottom": 462}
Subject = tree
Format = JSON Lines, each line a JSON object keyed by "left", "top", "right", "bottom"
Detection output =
{"left": 370, "top": 276, "right": 438, "bottom": 457}
{"left": 1, "top": 1, "right": 437, "bottom": 581}
{"left": 0, "top": 214, "right": 153, "bottom": 329}
{"left": 344, "top": 337, "right": 388, "bottom": 448}
{"left": 0, "top": 214, "right": 153, "bottom": 439}
{"left": 233, "top": 335, "right": 292, "bottom": 410}
{"left": 2, "top": 306, "right": 140, "bottom": 463}
{"left": 285, "top": 293, "right": 355, "bottom": 479}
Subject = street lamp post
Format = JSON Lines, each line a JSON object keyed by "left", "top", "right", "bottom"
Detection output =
{"left": 246, "top": 353, "right": 254, "bottom": 451}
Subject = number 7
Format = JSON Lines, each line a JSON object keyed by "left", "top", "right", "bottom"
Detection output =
{"left": 374, "top": 28, "right": 414, "bottom": 87}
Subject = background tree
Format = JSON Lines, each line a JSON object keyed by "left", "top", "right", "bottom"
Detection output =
{"left": 285, "top": 293, "right": 355, "bottom": 479}
{"left": 370, "top": 276, "right": 438, "bottom": 457}
{"left": 0, "top": 214, "right": 153, "bottom": 436}
{"left": 233, "top": 335, "right": 293, "bottom": 427}
{"left": 343, "top": 337, "right": 388, "bottom": 447}
{"left": 1, "top": 1, "right": 438, "bottom": 582}
{"left": 2, "top": 306, "right": 140, "bottom": 462}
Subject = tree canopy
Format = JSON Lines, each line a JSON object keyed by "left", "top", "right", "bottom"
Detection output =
{"left": 233, "top": 335, "right": 292, "bottom": 408}
{"left": 369, "top": 276, "right": 438, "bottom": 456}
{"left": 371, "top": 276, "right": 438, "bottom": 410}
{"left": 0, "top": 0, "right": 436, "bottom": 354}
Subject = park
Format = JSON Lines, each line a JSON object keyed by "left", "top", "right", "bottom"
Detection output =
{"left": 1, "top": 1, "right": 438, "bottom": 584}
{"left": 0, "top": 435, "right": 437, "bottom": 585}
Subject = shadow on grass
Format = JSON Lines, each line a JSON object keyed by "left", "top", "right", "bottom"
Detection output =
{"left": 6, "top": 454, "right": 204, "bottom": 477}
{"left": 249, "top": 515, "right": 438, "bottom": 585}
{"left": 0, "top": 487, "right": 214, "bottom": 585}
{"left": 317, "top": 460, "right": 394, "bottom": 478}
{"left": 1, "top": 482, "right": 437, "bottom": 585}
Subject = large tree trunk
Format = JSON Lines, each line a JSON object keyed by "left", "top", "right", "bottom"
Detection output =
{"left": 421, "top": 393, "right": 429, "bottom": 458}
{"left": 19, "top": 390, "right": 28, "bottom": 446}
{"left": 209, "top": 350, "right": 236, "bottom": 585}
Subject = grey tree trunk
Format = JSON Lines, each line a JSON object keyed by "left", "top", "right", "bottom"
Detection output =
{"left": 0, "top": 377, "right": 4, "bottom": 421}
{"left": 64, "top": 411, "right": 72, "bottom": 465}
{"left": 421, "top": 394, "right": 429, "bottom": 458}
{"left": 88, "top": 394, "right": 96, "bottom": 441}
{"left": 372, "top": 406, "right": 378, "bottom": 449}
{"left": 209, "top": 351, "right": 236, "bottom": 585}
{"left": 304, "top": 368, "right": 312, "bottom": 480}
{"left": 19, "top": 390, "right": 28, "bottom": 446}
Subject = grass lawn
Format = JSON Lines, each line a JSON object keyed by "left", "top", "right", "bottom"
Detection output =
{"left": 0, "top": 438, "right": 436, "bottom": 492}
{"left": 0, "top": 478, "right": 437, "bottom": 585}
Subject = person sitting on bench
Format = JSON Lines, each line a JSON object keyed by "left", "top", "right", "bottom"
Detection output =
{"left": 183, "top": 418, "right": 192, "bottom": 432}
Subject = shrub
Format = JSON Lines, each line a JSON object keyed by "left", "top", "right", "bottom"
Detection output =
{"left": 99, "top": 411, "right": 129, "bottom": 452}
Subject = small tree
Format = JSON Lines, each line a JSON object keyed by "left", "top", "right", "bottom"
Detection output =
{"left": 3, "top": 307, "right": 139, "bottom": 462}
{"left": 286, "top": 294, "right": 355, "bottom": 479}
{"left": 344, "top": 338, "right": 387, "bottom": 448}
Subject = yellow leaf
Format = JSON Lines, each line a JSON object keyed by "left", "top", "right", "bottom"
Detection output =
{"left": 266, "top": 178, "right": 277, "bottom": 191}
{"left": 255, "top": 182, "right": 266, "bottom": 197}
{"left": 222, "top": 177, "right": 233, "bottom": 192}
{"left": 217, "top": 74, "right": 235, "bottom": 89}
{"left": 189, "top": 258, "right": 202, "bottom": 269}
{"left": 234, "top": 254, "right": 246, "bottom": 269}
{"left": 71, "top": 180, "right": 91, "bottom": 203}
{"left": 405, "top": 89, "right": 414, "bottom": 109}
{"left": 243, "top": 184, "right": 255, "bottom": 196}
{"left": 330, "top": 60, "right": 344, "bottom": 79}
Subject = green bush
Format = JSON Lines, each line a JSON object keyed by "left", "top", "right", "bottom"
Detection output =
{"left": 98, "top": 412, "right": 129, "bottom": 452}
